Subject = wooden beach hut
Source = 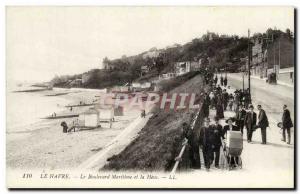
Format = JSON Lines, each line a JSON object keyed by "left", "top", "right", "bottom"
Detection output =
{"left": 94, "top": 105, "right": 114, "bottom": 128}
{"left": 78, "top": 108, "right": 100, "bottom": 128}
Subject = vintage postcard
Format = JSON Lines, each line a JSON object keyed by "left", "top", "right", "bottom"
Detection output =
{"left": 6, "top": 6, "right": 295, "bottom": 189}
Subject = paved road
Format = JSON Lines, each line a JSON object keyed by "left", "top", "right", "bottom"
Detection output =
{"left": 226, "top": 73, "right": 294, "bottom": 124}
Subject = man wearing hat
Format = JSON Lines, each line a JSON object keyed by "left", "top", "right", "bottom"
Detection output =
{"left": 181, "top": 122, "right": 201, "bottom": 169}
{"left": 224, "top": 77, "right": 228, "bottom": 87}
{"left": 203, "top": 93, "right": 211, "bottom": 118}
{"left": 257, "top": 105, "right": 269, "bottom": 144}
{"left": 199, "top": 117, "right": 213, "bottom": 170}
{"left": 236, "top": 105, "right": 247, "bottom": 135}
{"left": 222, "top": 89, "right": 229, "bottom": 111}
{"left": 216, "top": 94, "right": 224, "bottom": 119}
{"left": 282, "top": 105, "right": 293, "bottom": 144}
{"left": 214, "top": 76, "right": 218, "bottom": 86}
{"left": 244, "top": 105, "right": 257, "bottom": 143}
{"left": 220, "top": 76, "right": 224, "bottom": 86}
{"left": 209, "top": 116, "right": 224, "bottom": 168}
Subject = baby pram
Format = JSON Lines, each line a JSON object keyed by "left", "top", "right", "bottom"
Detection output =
{"left": 221, "top": 131, "right": 243, "bottom": 170}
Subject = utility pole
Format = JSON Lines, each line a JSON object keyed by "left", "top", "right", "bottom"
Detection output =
{"left": 248, "top": 29, "right": 251, "bottom": 104}
{"left": 242, "top": 60, "right": 245, "bottom": 92}
{"left": 262, "top": 33, "right": 273, "bottom": 79}
{"left": 278, "top": 37, "right": 281, "bottom": 80}
{"left": 225, "top": 63, "right": 227, "bottom": 78}
{"left": 242, "top": 71, "right": 245, "bottom": 91}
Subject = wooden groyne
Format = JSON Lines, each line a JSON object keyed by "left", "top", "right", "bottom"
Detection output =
{"left": 13, "top": 88, "right": 52, "bottom": 93}
{"left": 41, "top": 114, "right": 79, "bottom": 119}
{"left": 45, "top": 92, "right": 69, "bottom": 96}
{"left": 65, "top": 103, "right": 97, "bottom": 108}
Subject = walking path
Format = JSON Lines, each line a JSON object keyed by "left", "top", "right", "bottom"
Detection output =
{"left": 187, "top": 75, "right": 294, "bottom": 188}
{"left": 78, "top": 114, "right": 152, "bottom": 170}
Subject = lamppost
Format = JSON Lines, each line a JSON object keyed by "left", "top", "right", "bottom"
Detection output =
{"left": 248, "top": 29, "right": 252, "bottom": 104}
{"left": 242, "top": 64, "right": 245, "bottom": 92}
{"left": 225, "top": 63, "right": 228, "bottom": 79}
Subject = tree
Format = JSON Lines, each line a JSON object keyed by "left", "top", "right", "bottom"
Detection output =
{"left": 155, "top": 54, "right": 165, "bottom": 74}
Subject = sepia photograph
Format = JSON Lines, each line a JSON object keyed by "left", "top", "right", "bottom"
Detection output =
{"left": 5, "top": 6, "right": 295, "bottom": 189}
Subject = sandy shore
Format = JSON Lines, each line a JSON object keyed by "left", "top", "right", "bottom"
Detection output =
{"left": 6, "top": 88, "right": 141, "bottom": 170}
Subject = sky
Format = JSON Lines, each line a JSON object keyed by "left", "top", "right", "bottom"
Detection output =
{"left": 6, "top": 6, "right": 294, "bottom": 82}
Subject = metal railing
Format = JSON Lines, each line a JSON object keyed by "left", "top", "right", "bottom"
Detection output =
{"left": 170, "top": 105, "right": 202, "bottom": 175}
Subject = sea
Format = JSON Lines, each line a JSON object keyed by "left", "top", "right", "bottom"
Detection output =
{"left": 6, "top": 84, "right": 71, "bottom": 133}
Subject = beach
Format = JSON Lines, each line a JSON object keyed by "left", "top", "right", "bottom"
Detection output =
{"left": 6, "top": 87, "right": 141, "bottom": 170}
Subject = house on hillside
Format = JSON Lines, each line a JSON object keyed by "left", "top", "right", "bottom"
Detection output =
{"left": 174, "top": 62, "right": 191, "bottom": 76}
{"left": 103, "top": 63, "right": 119, "bottom": 70}
{"left": 251, "top": 34, "right": 294, "bottom": 84}
{"left": 159, "top": 73, "right": 176, "bottom": 80}
{"left": 131, "top": 82, "right": 152, "bottom": 92}
{"left": 251, "top": 38, "right": 265, "bottom": 78}
{"left": 173, "top": 59, "right": 204, "bottom": 76}
{"left": 265, "top": 34, "right": 294, "bottom": 84}
{"left": 111, "top": 85, "right": 130, "bottom": 93}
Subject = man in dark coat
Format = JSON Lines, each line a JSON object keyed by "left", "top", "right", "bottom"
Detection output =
{"left": 224, "top": 77, "right": 228, "bottom": 87}
{"left": 236, "top": 105, "right": 246, "bottom": 135}
{"left": 216, "top": 85, "right": 222, "bottom": 93}
{"left": 199, "top": 117, "right": 213, "bottom": 170}
{"left": 222, "top": 89, "right": 229, "bottom": 111}
{"left": 203, "top": 93, "right": 211, "bottom": 118}
{"left": 214, "top": 76, "right": 218, "bottom": 85}
{"left": 220, "top": 76, "right": 224, "bottom": 86}
{"left": 182, "top": 122, "right": 201, "bottom": 169}
{"left": 209, "top": 116, "right": 224, "bottom": 168}
{"left": 234, "top": 92, "right": 240, "bottom": 115}
{"left": 282, "top": 105, "right": 293, "bottom": 144}
{"left": 257, "top": 105, "right": 269, "bottom": 144}
{"left": 216, "top": 94, "right": 224, "bottom": 119}
{"left": 244, "top": 105, "right": 257, "bottom": 143}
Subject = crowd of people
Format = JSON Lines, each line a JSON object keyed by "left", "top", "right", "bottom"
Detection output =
{"left": 181, "top": 116, "right": 240, "bottom": 171}
{"left": 179, "top": 74, "right": 294, "bottom": 171}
